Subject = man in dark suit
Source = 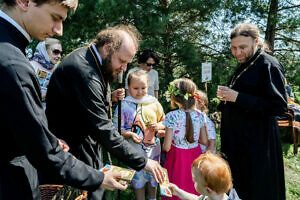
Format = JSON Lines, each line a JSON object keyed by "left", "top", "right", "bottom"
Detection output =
{"left": 46, "top": 25, "right": 164, "bottom": 200}
{"left": 0, "top": 1, "right": 163, "bottom": 199}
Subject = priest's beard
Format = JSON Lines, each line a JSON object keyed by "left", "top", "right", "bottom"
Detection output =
{"left": 102, "top": 53, "right": 115, "bottom": 83}
{"left": 243, "top": 44, "right": 256, "bottom": 63}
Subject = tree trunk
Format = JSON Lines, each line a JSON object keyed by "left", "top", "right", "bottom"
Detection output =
{"left": 265, "top": 0, "right": 279, "bottom": 54}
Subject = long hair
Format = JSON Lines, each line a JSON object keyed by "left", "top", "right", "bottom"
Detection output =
{"left": 192, "top": 153, "right": 233, "bottom": 194}
{"left": 230, "top": 23, "right": 271, "bottom": 53}
{"left": 170, "top": 78, "right": 197, "bottom": 143}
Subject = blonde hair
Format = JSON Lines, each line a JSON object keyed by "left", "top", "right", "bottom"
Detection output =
{"left": 196, "top": 90, "right": 209, "bottom": 114}
{"left": 45, "top": 38, "right": 61, "bottom": 51}
{"left": 192, "top": 153, "right": 233, "bottom": 194}
{"left": 170, "top": 78, "right": 197, "bottom": 143}
{"left": 127, "top": 69, "right": 149, "bottom": 86}
{"left": 230, "top": 23, "right": 271, "bottom": 53}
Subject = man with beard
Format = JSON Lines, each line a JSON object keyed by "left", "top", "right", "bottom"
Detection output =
{"left": 216, "top": 23, "right": 287, "bottom": 200}
{"left": 45, "top": 24, "right": 164, "bottom": 200}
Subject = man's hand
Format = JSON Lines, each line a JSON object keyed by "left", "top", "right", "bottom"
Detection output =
{"left": 217, "top": 86, "right": 238, "bottom": 102}
{"left": 144, "top": 159, "right": 164, "bottom": 183}
{"left": 100, "top": 169, "right": 128, "bottom": 191}
{"left": 58, "top": 139, "right": 70, "bottom": 152}
{"left": 112, "top": 88, "right": 125, "bottom": 102}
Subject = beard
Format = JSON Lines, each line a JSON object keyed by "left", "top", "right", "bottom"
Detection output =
{"left": 102, "top": 53, "right": 115, "bottom": 83}
{"left": 244, "top": 45, "right": 256, "bottom": 63}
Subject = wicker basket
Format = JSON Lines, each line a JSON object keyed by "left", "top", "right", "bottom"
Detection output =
{"left": 39, "top": 185, "right": 88, "bottom": 200}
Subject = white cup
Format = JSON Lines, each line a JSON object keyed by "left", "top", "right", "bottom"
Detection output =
{"left": 217, "top": 85, "right": 228, "bottom": 98}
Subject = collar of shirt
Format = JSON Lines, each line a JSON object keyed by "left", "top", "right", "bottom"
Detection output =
{"left": 0, "top": 9, "right": 31, "bottom": 42}
{"left": 91, "top": 43, "right": 103, "bottom": 65}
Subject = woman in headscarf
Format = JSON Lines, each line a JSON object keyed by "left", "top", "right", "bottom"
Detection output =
{"left": 30, "top": 38, "right": 62, "bottom": 108}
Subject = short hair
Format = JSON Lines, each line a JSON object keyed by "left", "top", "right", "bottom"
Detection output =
{"left": 44, "top": 38, "right": 61, "bottom": 51}
{"left": 138, "top": 49, "right": 160, "bottom": 64}
{"left": 2, "top": 0, "right": 78, "bottom": 10}
{"left": 192, "top": 153, "right": 233, "bottom": 194}
{"left": 127, "top": 69, "right": 149, "bottom": 86}
{"left": 230, "top": 23, "right": 271, "bottom": 52}
{"left": 93, "top": 24, "right": 141, "bottom": 55}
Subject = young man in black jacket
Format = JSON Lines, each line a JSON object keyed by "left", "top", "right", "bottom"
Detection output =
{"left": 0, "top": 1, "right": 162, "bottom": 199}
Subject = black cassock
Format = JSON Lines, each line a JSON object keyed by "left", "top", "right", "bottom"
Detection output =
{"left": 218, "top": 49, "right": 287, "bottom": 200}
{"left": 0, "top": 16, "right": 103, "bottom": 200}
{"left": 46, "top": 46, "right": 147, "bottom": 200}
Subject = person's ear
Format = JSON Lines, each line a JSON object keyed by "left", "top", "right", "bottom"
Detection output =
{"left": 16, "top": 0, "right": 30, "bottom": 11}
{"left": 206, "top": 187, "right": 213, "bottom": 194}
{"left": 102, "top": 43, "right": 112, "bottom": 58}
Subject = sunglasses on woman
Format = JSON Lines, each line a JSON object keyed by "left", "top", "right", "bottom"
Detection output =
{"left": 146, "top": 63, "right": 156, "bottom": 67}
{"left": 52, "top": 49, "right": 63, "bottom": 55}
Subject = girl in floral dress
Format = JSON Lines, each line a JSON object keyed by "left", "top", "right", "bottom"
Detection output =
{"left": 162, "top": 78, "right": 208, "bottom": 200}
{"left": 113, "top": 69, "right": 165, "bottom": 200}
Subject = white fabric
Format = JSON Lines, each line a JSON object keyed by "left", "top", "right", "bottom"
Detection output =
{"left": 0, "top": 9, "right": 30, "bottom": 42}
{"left": 200, "top": 114, "right": 217, "bottom": 153}
{"left": 35, "top": 42, "right": 51, "bottom": 63}
{"left": 124, "top": 94, "right": 157, "bottom": 104}
{"left": 125, "top": 67, "right": 159, "bottom": 97}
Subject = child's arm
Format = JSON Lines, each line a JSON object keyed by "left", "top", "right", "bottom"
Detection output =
{"left": 121, "top": 130, "right": 142, "bottom": 144}
{"left": 205, "top": 139, "right": 216, "bottom": 152}
{"left": 163, "top": 127, "right": 173, "bottom": 152}
{"left": 169, "top": 183, "right": 200, "bottom": 200}
{"left": 199, "top": 126, "right": 208, "bottom": 146}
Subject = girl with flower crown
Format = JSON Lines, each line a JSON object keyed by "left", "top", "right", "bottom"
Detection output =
{"left": 162, "top": 78, "right": 208, "bottom": 200}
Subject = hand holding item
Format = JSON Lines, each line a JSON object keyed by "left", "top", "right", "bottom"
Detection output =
{"left": 58, "top": 139, "right": 70, "bottom": 152}
{"left": 129, "top": 132, "right": 142, "bottom": 144}
{"left": 144, "top": 159, "right": 165, "bottom": 183}
{"left": 101, "top": 168, "right": 128, "bottom": 191}
{"left": 169, "top": 183, "right": 179, "bottom": 197}
{"left": 112, "top": 88, "right": 125, "bottom": 102}
{"left": 217, "top": 85, "right": 238, "bottom": 103}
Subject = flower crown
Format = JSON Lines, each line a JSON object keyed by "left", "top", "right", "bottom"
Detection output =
{"left": 164, "top": 81, "right": 202, "bottom": 102}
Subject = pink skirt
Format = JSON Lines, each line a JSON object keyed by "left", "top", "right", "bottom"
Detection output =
{"left": 162, "top": 145, "right": 202, "bottom": 200}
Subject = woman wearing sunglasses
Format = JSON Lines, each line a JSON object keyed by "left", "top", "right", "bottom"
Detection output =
{"left": 126, "top": 49, "right": 160, "bottom": 99}
{"left": 30, "top": 38, "right": 62, "bottom": 109}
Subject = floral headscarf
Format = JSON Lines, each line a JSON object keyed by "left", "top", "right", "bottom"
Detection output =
{"left": 31, "top": 41, "right": 55, "bottom": 70}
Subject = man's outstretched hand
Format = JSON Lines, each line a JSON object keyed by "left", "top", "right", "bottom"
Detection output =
{"left": 101, "top": 169, "right": 128, "bottom": 191}
{"left": 144, "top": 159, "right": 165, "bottom": 183}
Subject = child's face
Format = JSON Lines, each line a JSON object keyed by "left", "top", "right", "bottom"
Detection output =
{"left": 128, "top": 77, "right": 148, "bottom": 99}
{"left": 192, "top": 167, "right": 208, "bottom": 195}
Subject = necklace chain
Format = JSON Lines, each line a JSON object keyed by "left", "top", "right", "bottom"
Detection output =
{"left": 88, "top": 45, "right": 113, "bottom": 119}
{"left": 229, "top": 51, "right": 263, "bottom": 88}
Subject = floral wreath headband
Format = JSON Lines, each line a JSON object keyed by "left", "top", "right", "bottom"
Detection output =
{"left": 164, "top": 82, "right": 204, "bottom": 104}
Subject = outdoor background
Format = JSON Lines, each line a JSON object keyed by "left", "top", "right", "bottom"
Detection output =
{"left": 23, "top": 0, "right": 299, "bottom": 199}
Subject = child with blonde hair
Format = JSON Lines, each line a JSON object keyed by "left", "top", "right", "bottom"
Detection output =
{"left": 113, "top": 69, "right": 165, "bottom": 200}
{"left": 162, "top": 78, "right": 208, "bottom": 200}
{"left": 169, "top": 152, "right": 240, "bottom": 200}
{"left": 195, "top": 90, "right": 217, "bottom": 153}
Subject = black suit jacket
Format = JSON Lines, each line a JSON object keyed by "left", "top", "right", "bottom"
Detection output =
{"left": 0, "top": 16, "right": 103, "bottom": 200}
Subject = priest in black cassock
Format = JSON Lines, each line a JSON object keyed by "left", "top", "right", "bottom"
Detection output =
{"left": 217, "top": 23, "right": 287, "bottom": 200}
{"left": 0, "top": 0, "right": 133, "bottom": 199}
{"left": 45, "top": 25, "right": 164, "bottom": 200}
